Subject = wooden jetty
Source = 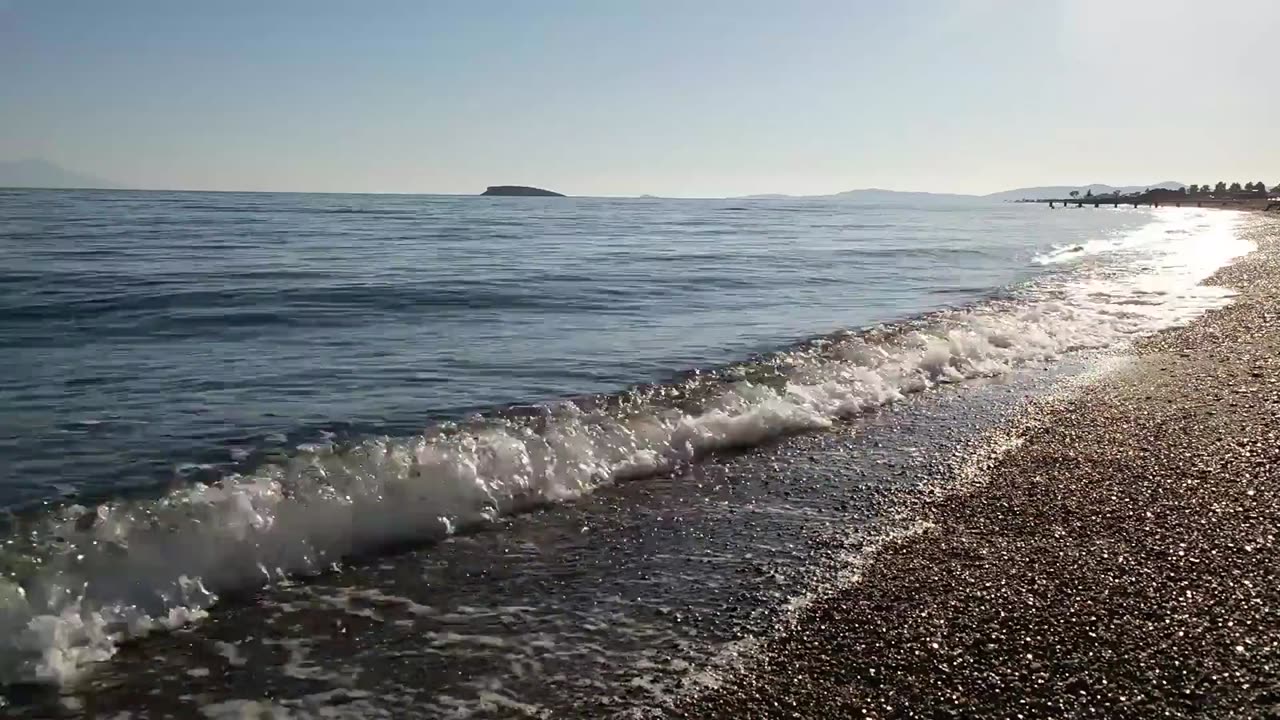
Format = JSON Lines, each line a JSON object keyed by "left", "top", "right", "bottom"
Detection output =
{"left": 1043, "top": 197, "right": 1275, "bottom": 210}
{"left": 1046, "top": 197, "right": 1182, "bottom": 209}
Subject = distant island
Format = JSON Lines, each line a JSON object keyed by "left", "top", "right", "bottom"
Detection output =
{"left": 481, "top": 185, "right": 565, "bottom": 197}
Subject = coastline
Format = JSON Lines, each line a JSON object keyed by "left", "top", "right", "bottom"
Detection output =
{"left": 677, "top": 210, "right": 1280, "bottom": 718}
{"left": 1036, "top": 198, "right": 1278, "bottom": 211}
{"left": 1176, "top": 198, "right": 1277, "bottom": 211}
{"left": 3, "top": 196, "right": 1257, "bottom": 717}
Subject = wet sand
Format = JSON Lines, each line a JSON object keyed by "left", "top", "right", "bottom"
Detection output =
{"left": 678, "top": 212, "right": 1280, "bottom": 718}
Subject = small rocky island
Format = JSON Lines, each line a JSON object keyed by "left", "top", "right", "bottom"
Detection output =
{"left": 481, "top": 185, "right": 565, "bottom": 197}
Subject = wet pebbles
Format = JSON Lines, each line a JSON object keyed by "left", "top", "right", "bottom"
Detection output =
{"left": 678, "top": 215, "right": 1280, "bottom": 719}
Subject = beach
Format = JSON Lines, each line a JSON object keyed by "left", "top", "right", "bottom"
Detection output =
{"left": 677, "top": 211, "right": 1280, "bottom": 718}
{"left": 0, "top": 195, "right": 1267, "bottom": 718}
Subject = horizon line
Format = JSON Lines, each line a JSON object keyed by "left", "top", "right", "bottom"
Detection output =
{"left": 0, "top": 181, "right": 1195, "bottom": 200}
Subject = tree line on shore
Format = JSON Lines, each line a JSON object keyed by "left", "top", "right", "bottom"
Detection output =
{"left": 1068, "top": 182, "right": 1278, "bottom": 200}
{"left": 1184, "top": 182, "right": 1276, "bottom": 196}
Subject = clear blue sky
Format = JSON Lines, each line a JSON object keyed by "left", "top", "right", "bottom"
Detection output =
{"left": 2, "top": 0, "right": 1276, "bottom": 196}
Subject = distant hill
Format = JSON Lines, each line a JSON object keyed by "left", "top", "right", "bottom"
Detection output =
{"left": 834, "top": 188, "right": 979, "bottom": 203}
{"left": 733, "top": 182, "right": 1186, "bottom": 203}
{"left": 736, "top": 188, "right": 979, "bottom": 202}
{"left": 481, "top": 185, "right": 565, "bottom": 197}
{"left": 983, "top": 182, "right": 1185, "bottom": 202}
{"left": 0, "top": 159, "right": 118, "bottom": 189}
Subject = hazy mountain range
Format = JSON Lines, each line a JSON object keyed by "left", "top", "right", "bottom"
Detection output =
{"left": 1, "top": 157, "right": 1185, "bottom": 201}
{"left": 0, "top": 159, "right": 119, "bottom": 189}
{"left": 738, "top": 182, "right": 1186, "bottom": 203}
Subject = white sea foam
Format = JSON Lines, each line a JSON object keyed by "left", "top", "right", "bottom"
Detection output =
{"left": 0, "top": 208, "right": 1252, "bottom": 687}
{"left": 1032, "top": 211, "right": 1202, "bottom": 265}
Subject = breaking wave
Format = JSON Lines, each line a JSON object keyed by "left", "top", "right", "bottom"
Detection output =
{"left": 0, "top": 208, "right": 1252, "bottom": 686}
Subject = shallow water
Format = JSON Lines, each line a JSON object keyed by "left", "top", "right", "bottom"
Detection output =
{"left": 0, "top": 190, "right": 1252, "bottom": 713}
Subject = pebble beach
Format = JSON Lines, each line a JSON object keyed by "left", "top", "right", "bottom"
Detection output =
{"left": 678, "top": 211, "right": 1280, "bottom": 719}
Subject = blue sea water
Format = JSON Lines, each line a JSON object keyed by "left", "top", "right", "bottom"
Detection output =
{"left": 0, "top": 190, "right": 1146, "bottom": 508}
{"left": 0, "top": 189, "right": 1254, "bottom": 704}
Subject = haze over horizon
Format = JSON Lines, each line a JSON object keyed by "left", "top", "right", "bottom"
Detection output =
{"left": 2, "top": 0, "right": 1276, "bottom": 197}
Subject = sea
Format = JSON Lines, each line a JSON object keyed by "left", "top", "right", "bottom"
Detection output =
{"left": 0, "top": 189, "right": 1252, "bottom": 717}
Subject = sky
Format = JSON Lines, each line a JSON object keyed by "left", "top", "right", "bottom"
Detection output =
{"left": 1, "top": 0, "right": 1276, "bottom": 197}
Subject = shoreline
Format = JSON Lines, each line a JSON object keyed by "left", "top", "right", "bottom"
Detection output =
{"left": 677, "top": 211, "right": 1280, "bottom": 718}
{"left": 1033, "top": 197, "right": 1277, "bottom": 211}
{"left": 0, "top": 203, "right": 1269, "bottom": 716}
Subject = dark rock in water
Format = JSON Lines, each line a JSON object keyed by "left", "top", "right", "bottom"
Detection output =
{"left": 481, "top": 185, "right": 565, "bottom": 197}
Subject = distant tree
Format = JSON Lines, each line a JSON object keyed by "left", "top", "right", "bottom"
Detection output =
{"left": 1243, "top": 182, "right": 1254, "bottom": 191}
{"left": 1069, "top": 190, "right": 1079, "bottom": 198}
{"left": 1255, "top": 181, "right": 1268, "bottom": 194}
{"left": 1229, "top": 182, "right": 1243, "bottom": 193}
{"left": 1085, "top": 189, "right": 1093, "bottom": 198}
{"left": 1215, "top": 181, "right": 1228, "bottom": 193}
{"left": 1187, "top": 184, "right": 1199, "bottom": 194}
{"left": 1272, "top": 183, "right": 1280, "bottom": 194}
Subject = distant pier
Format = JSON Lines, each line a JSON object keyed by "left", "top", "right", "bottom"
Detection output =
{"left": 1047, "top": 198, "right": 1179, "bottom": 209}
{"left": 1039, "top": 191, "right": 1276, "bottom": 211}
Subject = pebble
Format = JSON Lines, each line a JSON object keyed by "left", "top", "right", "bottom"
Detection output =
{"left": 676, "top": 215, "right": 1280, "bottom": 719}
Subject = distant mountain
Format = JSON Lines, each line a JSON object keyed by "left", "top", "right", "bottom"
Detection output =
{"left": 982, "top": 182, "right": 1185, "bottom": 202}
{"left": 0, "top": 159, "right": 118, "bottom": 189}
{"left": 832, "top": 188, "right": 979, "bottom": 203}
{"left": 735, "top": 188, "right": 980, "bottom": 202}
{"left": 733, "top": 182, "right": 1186, "bottom": 203}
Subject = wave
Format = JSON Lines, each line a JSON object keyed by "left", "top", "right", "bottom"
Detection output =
{"left": 1032, "top": 217, "right": 1217, "bottom": 265}
{"left": 0, "top": 209, "right": 1252, "bottom": 687}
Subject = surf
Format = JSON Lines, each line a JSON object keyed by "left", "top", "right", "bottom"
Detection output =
{"left": 0, "top": 208, "right": 1253, "bottom": 686}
